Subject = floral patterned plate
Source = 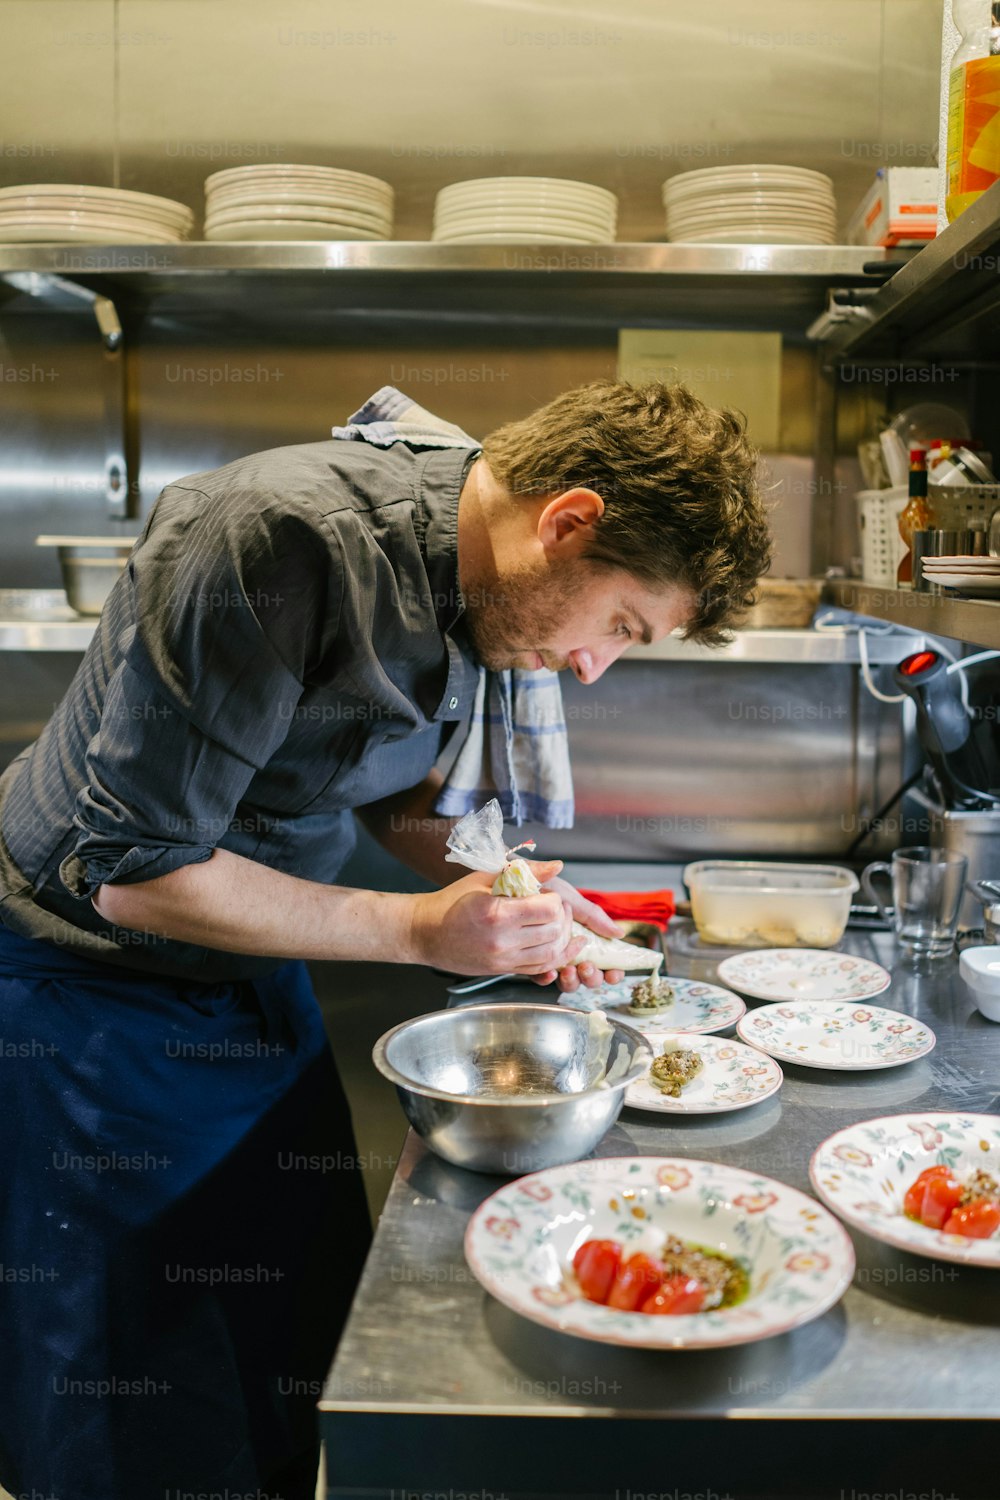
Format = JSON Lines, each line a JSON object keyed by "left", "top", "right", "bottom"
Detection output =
{"left": 737, "top": 1001, "right": 935, "bottom": 1071}
{"left": 810, "top": 1113, "right": 1000, "bottom": 1267}
{"left": 464, "top": 1156, "right": 854, "bottom": 1349}
{"left": 561, "top": 976, "right": 746, "bottom": 1036}
{"left": 716, "top": 949, "right": 892, "bottom": 1003}
{"left": 625, "top": 1033, "right": 783, "bottom": 1114}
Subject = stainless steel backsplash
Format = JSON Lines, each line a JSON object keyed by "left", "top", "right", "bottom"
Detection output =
{"left": 0, "top": 310, "right": 913, "bottom": 859}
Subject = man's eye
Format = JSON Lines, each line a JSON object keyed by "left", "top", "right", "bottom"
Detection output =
{"left": 617, "top": 622, "right": 632, "bottom": 640}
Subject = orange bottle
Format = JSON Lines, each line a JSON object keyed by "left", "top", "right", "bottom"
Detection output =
{"left": 897, "top": 447, "right": 935, "bottom": 588}
{"left": 946, "top": 0, "right": 1000, "bottom": 222}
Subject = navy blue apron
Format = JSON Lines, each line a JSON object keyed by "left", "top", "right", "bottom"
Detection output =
{"left": 0, "top": 925, "right": 371, "bottom": 1500}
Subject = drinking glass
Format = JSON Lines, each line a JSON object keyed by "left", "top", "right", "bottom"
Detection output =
{"left": 862, "top": 846, "right": 969, "bottom": 960}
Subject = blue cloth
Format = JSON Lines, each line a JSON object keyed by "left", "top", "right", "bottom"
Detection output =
{"left": 0, "top": 926, "right": 370, "bottom": 1500}
{"left": 332, "top": 385, "right": 575, "bottom": 828}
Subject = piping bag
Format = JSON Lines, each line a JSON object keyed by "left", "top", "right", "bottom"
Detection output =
{"left": 444, "top": 799, "right": 658, "bottom": 1090}
{"left": 445, "top": 798, "right": 664, "bottom": 976}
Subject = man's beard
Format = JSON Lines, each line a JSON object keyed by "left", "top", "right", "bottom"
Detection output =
{"left": 462, "top": 557, "right": 587, "bottom": 672}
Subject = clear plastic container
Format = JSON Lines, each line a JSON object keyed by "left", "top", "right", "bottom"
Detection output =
{"left": 684, "top": 860, "right": 860, "bottom": 949}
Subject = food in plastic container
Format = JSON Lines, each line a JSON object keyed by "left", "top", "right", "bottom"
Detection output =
{"left": 684, "top": 860, "right": 859, "bottom": 949}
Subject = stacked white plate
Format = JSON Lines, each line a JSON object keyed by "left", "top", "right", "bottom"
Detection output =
{"left": 432, "top": 176, "right": 617, "bottom": 244}
{"left": 921, "top": 553, "right": 1000, "bottom": 597}
{"left": 663, "top": 165, "right": 837, "bottom": 245}
{"left": 203, "top": 164, "right": 393, "bottom": 241}
{"left": 0, "top": 184, "right": 192, "bottom": 243}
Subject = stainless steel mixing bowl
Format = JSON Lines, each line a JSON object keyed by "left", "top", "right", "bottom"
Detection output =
{"left": 372, "top": 1002, "right": 653, "bottom": 1175}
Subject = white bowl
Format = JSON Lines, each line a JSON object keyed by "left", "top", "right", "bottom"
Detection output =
{"left": 204, "top": 203, "right": 391, "bottom": 229}
{"left": 663, "top": 185, "right": 835, "bottom": 212}
{"left": 663, "top": 164, "right": 834, "bottom": 195}
{"left": 436, "top": 188, "right": 616, "bottom": 214}
{"left": 624, "top": 1032, "right": 783, "bottom": 1115}
{"left": 434, "top": 202, "right": 614, "bottom": 226}
{"left": 667, "top": 214, "right": 836, "bottom": 235}
{"left": 433, "top": 214, "right": 612, "bottom": 239}
{"left": 716, "top": 947, "right": 889, "bottom": 1001}
{"left": 562, "top": 974, "right": 745, "bottom": 1035}
{"left": 204, "top": 220, "right": 387, "bottom": 242}
{"left": 667, "top": 189, "right": 835, "bottom": 210}
{"left": 0, "top": 213, "right": 185, "bottom": 244}
{"left": 206, "top": 187, "right": 386, "bottom": 212}
{"left": 431, "top": 230, "right": 603, "bottom": 245}
{"left": 0, "top": 224, "right": 184, "bottom": 245}
{"left": 811, "top": 1113, "right": 1000, "bottom": 1267}
{"left": 205, "top": 164, "right": 393, "bottom": 199}
{"left": 437, "top": 184, "right": 617, "bottom": 205}
{"left": 465, "top": 1155, "right": 854, "bottom": 1349}
{"left": 437, "top": 175, "right": 616, "bottom": 207}
{"left": 667, "top": 202, "right": 836, "bottom": 224}
{"left": 960, "top": 947, "right": 1000, "bottom": 1021}
{"left": 0, "top": 182, "right": 193, "bottom": 221}
{"left": 667, "top": 226, "right": 836, "bottom": 245}
{"left": 737, "top": 1000, "right": 935, "bottom": 1072}
{"left": 207, "top": 183, "right": 392, "bottom": 212}
{"left": 0, "top": 193, "right": 193, "bottom": 231}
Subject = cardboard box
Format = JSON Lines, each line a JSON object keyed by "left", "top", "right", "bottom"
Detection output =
{"left": 847, "top": 167, "right": 939, "bottom": 247}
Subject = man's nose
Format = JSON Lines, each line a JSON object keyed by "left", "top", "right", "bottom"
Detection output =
{"left": 570, "top": 640, "right": 629, "bottom": 685}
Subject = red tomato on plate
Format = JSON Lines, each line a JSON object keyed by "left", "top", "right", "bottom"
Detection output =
{"left": 942, "top": 1199, "right": 1000, "bottom": 1239}
{"left": 572, "top": 1240, "right": 622, "bottom": 1304}
{"left": 903, "top": 1165, "right": 960, "bottom": 1226}
{"left": 640, "top": 1274, "right": 706, "bottom": 1315}
{"left": 606, "top": 1252, "right": 663, "bottom": 1311}
{"left": 912, "top": 1165, "right": 954, "bottom": 1187}
{"left": 919, "top": 1172, "right": 964, "bottom": 1230}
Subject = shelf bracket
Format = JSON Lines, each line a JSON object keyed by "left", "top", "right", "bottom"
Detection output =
{"left": 0, "top": 270, "right": 133, "bottom": 521}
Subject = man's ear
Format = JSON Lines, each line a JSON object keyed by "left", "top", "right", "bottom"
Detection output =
{"left": 536, "top": 488, "right": 604, "bottom": 554}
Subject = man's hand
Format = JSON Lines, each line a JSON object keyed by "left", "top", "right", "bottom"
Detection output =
{"left": 409, "top": 861, "right": 586, "bottom": 977}
{"left": 527, "top": 868, "right": 627, "bottom": 994}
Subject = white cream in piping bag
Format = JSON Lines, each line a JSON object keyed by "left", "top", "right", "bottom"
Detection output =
{"left": 442, "top": 803, "right": 657, "bottom": 1092}
{"left": 492, "top": 857, "right": 664, "bottom": 975}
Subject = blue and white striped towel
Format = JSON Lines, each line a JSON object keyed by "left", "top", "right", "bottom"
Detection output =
{"left": 331, "top": 386, "right": 574, "bottom": 829}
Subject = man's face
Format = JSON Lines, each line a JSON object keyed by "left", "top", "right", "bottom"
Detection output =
{"left": 465, "top": 554, "right": 696, "bottom": 682}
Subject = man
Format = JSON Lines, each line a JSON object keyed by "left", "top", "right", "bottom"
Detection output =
{"left": 0, "top": 379, "right": 769, "bottom": 1498}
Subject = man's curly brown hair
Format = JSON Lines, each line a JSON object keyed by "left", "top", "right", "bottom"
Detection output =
{"left": 480, "top": 380, "right": 771, "bottom": 645}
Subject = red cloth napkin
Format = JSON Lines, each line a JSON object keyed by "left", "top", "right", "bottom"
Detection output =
{"left": 577, "top": 888, "right": 675, "bottom": 930}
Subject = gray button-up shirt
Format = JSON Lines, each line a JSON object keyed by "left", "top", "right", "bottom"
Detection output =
{"left": 0, "top": 441, "right": 481, "bottom": 980}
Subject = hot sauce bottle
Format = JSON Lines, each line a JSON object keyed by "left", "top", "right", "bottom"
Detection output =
{"left": 897, "top": 445, "right": 934, "bottom": 588}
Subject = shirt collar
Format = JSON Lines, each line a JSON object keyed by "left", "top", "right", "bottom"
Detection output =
{"left": 416, "top": 445, "right": 481, "bottom": 637}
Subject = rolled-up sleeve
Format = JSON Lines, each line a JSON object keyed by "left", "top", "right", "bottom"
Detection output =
{"left": 59, "top": 482, "right": 339, "bottom": 899}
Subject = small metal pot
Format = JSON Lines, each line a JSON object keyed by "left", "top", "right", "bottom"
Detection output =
{"left": 35, "top": 535, "right": 134, "bottom": 616}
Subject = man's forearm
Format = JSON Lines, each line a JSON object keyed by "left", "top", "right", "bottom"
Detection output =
{"left": 92, "top": 847, "right": 418, "bottom": 962}
{"left": 355, "top": 771, "right": 461, "bottom": 886}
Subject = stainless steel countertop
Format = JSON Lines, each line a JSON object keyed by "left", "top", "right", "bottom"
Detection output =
{"left": 321, "top": 865, "right": 1000, "bottom": 1425}
{"left": 0, "top": 588, "right": 98, "bottom": 651}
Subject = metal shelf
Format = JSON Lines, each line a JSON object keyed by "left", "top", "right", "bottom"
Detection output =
{"left": 818, "top": 178, "right": 1000, "bottom": 363}
{"left": 826, "top": 580, "right": 1000, "bottom": 648}
{"left": 0, "top": 241, "right": 882, "bottom": 333}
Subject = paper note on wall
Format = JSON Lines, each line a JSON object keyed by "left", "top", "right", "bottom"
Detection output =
{"left": 618, "top": 329, "right": 782, "bottom": 450}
